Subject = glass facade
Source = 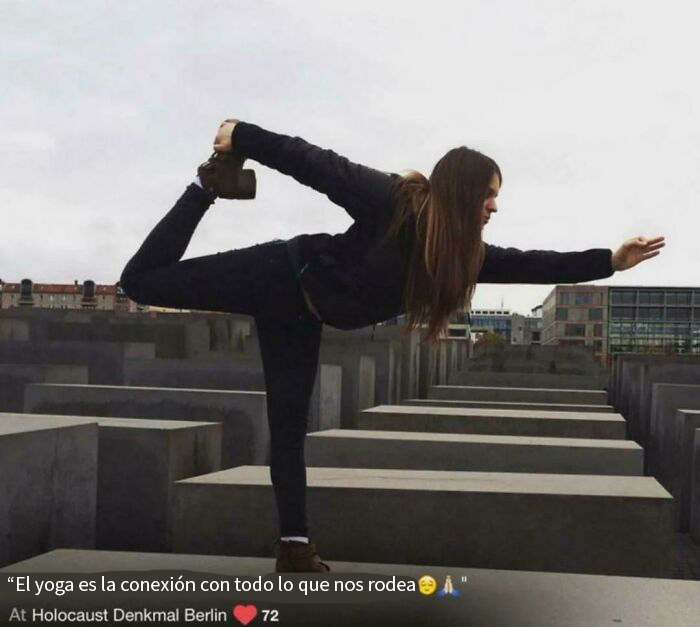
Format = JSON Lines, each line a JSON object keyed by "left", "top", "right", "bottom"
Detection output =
{"left": 608, "top": 288, "right": 700, "bottom": 355}
{"left": 471, "top": 315, "right": 512, "bottom": 342}
{"left": 565, "top": 323, "right": 586, "bottom": 337}
{"left": 589, "top": 308, "right": 604, "bottom": 320}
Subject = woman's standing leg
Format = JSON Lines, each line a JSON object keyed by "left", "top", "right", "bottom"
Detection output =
{"left": 253, "top": 245, "right": 329, "bottom": 571}
{"left": 256, "top": 313, "right": 322, "bottom": 537}
{"left": 121, "top": 182, "right": 328, "bottom": 569}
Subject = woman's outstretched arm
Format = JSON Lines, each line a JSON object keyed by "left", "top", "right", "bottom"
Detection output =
{"left": 214, "top": 119, "right": 398, "bottom": 223}
{"left": 478, "top": 236, "right": 665, "bottom": 284}
{"left": 478, "top": 244, "right": 615, "bottom": 284}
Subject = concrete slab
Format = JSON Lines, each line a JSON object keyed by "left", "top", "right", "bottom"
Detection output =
{"left": 0, "top": 339, "right": 154, "bottom": 385}
{"left": 674, "top": 410, "right": 700, "bottom": 532}
{"left": 648, "top": 384, "right": 700, "bottom": 486}
{"left": 692, "top": 429, "right": 700, "bottom": 543}
{"left": 636, "top": 362, "right": 700, "bottom": 447}
{"left": 0, "top": 415, "right": 97, "bottom": 567}
{"left": 0, "top": 364, "right": 88, "bottom": 412}
{"left": 399, "top": 330, "right": 421, "bottom": 401}
{"left": 465, "top": 345, "right": 604, "bottom": 377}
{"left": 359, "top": 405, "right": 626, "bottom": 439}
{"left": 123, "top": 356, "right": 267, "bottom": 389}
{"left": 321, "top": 335, "right": 400, "bottom": 405}
{"left": 24, "top": 383, "right": 268, "bottom": 467}
{"left": 615, "top": 356, "right": 700, "bottom": 442}
{"left": 123, "top": 357, "right": 341, "bottom": 433}
{"left": 310, "top": 364, "right": 342, "bottom": 431}
{"left": 448, "top": 371, "right": 604, "bottom": 390}
{"left": 417, "top": 339, "right": 437, "bottom": 398}
{"left": 247, "top": 327, "right": 386, "bottom": 428}
{"left": 2, "top": 549, "right": 699, "bottom": 627}
{"left": 0, "top": 309, "right": 210, "bottom": 358}
{"left": 403, "top": 398, "right": 614, "bottom": 413}
{"left": 429, "top": 385, "right": 608, "bottom": 405}
{"left": 306, "top": 429, "right": 642, "bottom": 475}
{"left": 1, "top": 411, "right": 222, "bottom": 552}
{"left": 619, "top": 358, "right": 644, "bottom": 421}
{"left": 172, "top": 466, "right": 673, "bottom": 577}
{"left": 436, "top": 339, "right": 449, "bottom": 385}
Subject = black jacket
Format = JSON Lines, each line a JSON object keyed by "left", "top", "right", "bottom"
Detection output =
{"left": 232, "top": 121, "right": 615, "bottom": 330}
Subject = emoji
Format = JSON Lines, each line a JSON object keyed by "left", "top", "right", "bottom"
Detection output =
{"left": 418, "top": 575, "right": 437, "bottom": 596}
{"left": 232, "top": 604, "right": 258, "bottom": 625}
{"left": 436, "top": 575, "right": 461, "bottom": 597}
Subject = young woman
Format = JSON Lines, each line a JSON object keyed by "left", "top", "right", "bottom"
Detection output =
{"left": 119, "top": 119, "right": 665, "bottom": 572}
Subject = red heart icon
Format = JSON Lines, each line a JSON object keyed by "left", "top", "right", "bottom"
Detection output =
{"left": 232, "top": 604, "right": 258, "bottom": 625}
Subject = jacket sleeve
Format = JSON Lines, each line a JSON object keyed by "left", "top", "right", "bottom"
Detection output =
{"left": 231, "top": 121, "right": 398, "bottom": 223}
{"left": 478, "top": 243, "right": 615, "bottom": 284}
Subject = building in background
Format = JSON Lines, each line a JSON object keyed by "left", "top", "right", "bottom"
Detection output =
{"left": 512, "top": 305, "right": 543, "bottom": 345}
{"left": 467, "top": 308, "right": 542, "bottom": 345}
{"left": 541, "top": 285, "right": 608, "bottom": 362}
{"left": 607, "top": 286, "right": 700, "bottom": 358}
{"left": 541, "top": 284, "right": 700, "bottom": 366}
{"left": 0, "top": 279, "right": 139, "bottom": 312}
{"left": 469, "top": 309, "right": 513, "bottom": 342}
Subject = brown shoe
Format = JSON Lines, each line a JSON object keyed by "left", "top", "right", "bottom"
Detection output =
{"left": 273, "top": 539, "right": 331, "bottom": 573}
{"left": 197, "top": 151, "right": 257, "bottom": 200}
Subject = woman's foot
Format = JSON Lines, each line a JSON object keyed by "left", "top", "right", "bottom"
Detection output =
{"left": 273, "top": 538, "right": 331, "bottom": 572}
{"left": 197, "top": 151, "right": 257, "bottom": 200}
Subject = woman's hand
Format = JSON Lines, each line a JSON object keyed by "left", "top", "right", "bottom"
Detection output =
{"left": 611, "top": 235, "right": 665, "bottom": 271}
{"left": 213, "top": 118, "right": 240, "bottom": 153}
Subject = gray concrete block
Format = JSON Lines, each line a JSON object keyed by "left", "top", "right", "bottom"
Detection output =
{"left": 648, "top": 384, "right": 700, "bottom": 485}
{"left": 323, "top": 336, "right": 400, "bottom": 406}
{"left": 4, "top": 549, "right": 699, "bottom": 627}
{"left": 613, "top": 355, "right": 700, "bottom": 416}
{"left": 610, "top": 352, "right": 625, "bottom": 410}
{"left": 417, "top": 340, "right": 438, "bottom": 399}
{"left": 465, "top": 345, "right": 604, "bottom": 377}
{"left": 0, "top": 364, "right": 88, "bottom": 412}
{"left": 4, "top": 412, "right": 222, "bottom": 552}
{"left": 0, "top": 317, "right": 29, "bottom": 341}
{"left": 437, "top": 339, "right": 449, "bottom": 385}
{"left": 429, "top": 385, "right": 608, "bottom": 405}
{"left": 636, "top": 362, "right": 700, "bottom": 448}
{"left": 172, "top": 466, "right": 673, "bottom": 577}
{"left": 317, "top": 350, "right": 376, "bottom": 429}
{"left": 404, "top": 398, "right": 614, "bottom": 412}
{"left": 309, "top": 364, "right": 341, "bottom": 431}
{"left": 0, "top": 339, "right": 155, "bottom": 385}
{"left": 614, "top": 356, "right": 700, "bottom": 442}
{"left": 673, "top": 410, "right": 700, "bottom": 532}
{"left": 448, "top": 339, "right": 459, "bottom": 381}
{"left": 359, "top": 406, "right": 626, "bottom": 439}
{"left": 448, "top": 371, "right": 604, "bottom": 390}
{"left": 0, "top": 308, "right": 210, "bottom": 359}
{"left": 306, "top": 429, "right": 643, "bottom": 475}
{"left": 24, "top": 383, "right": 267, "bottom": 467}
{"left": 691, "top": 429, "right": 700, "bottom": 543}
{"left": 124, "top": 356, "right": 340, "bottom": 436}
{"left": 619, "top": 358, "right": 644, "bottom": 420}
{"left": 124, "top": 356, "right": 266, "bottom": 390}
{"left": 247, "top": 323, "right": 404, "bottom": 411}
{"left": 400, "top": 330, "right": 421, "bottom": 401}
{"left": 0, "top": 415, "right": 98, "bottom": 567}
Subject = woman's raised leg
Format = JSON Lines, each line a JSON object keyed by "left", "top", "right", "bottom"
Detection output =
{"left": 119, "top": 183, "right": 260, "bottom": 316}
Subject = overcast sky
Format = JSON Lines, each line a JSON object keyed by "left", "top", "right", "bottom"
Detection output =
{"left": 2, "top": 1, "right": 697, "bottom": 315}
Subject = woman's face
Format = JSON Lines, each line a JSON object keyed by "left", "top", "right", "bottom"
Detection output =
{"left": 482, "top": 171, "right": 500, "bottom": 227}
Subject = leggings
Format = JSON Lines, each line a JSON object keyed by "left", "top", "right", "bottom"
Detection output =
{"left": 119, "top": 183, "right": 322, "bottom": 537}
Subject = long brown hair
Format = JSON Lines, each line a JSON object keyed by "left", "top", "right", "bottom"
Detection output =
{"left": 382, "top": 146, "right": 502, "bottom": 346}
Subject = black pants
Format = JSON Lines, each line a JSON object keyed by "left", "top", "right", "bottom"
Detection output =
{"left": 120, "top": 183, "right": 322, "bottom": 537}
